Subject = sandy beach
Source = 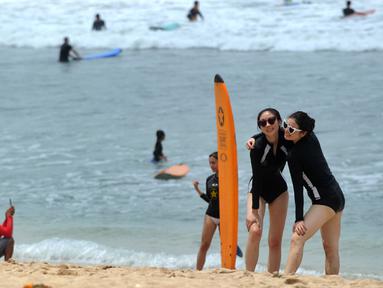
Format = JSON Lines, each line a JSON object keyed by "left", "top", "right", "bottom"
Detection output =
{"left": 2, "top": 261, "right": 383, "bottom": 288}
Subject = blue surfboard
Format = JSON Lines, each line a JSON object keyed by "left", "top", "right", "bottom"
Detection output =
{"left": 149, "top": 22, "right": 181, "bottom": 31}
{"left": 82, "top": 48, "right": 122, "bottom": 60}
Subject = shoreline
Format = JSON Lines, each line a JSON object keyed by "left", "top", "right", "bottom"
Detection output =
{"left": 2, "top": 261, "right": 383, "bottom": 288}
{"left": 2, "top": 45, "right": 383, "bottom": 53}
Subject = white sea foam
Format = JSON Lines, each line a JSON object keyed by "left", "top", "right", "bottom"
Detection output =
{"left": 15, "top": 238, "right": 214, "bottom": 268}
{"left": 0, "top": 0, "right": 382, "bottom": 51}
{"left": 15, "top": 238, "right": 383, "bottom": 280}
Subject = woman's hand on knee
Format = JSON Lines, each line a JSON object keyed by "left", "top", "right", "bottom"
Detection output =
{"left": 246, "top": 209, "right": 261, "bottom": 232}
{"left": 293, "top": 221, "right": 307, "bottom": 236}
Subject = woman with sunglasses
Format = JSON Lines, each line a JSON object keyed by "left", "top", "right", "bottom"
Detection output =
{"left": 283, "top": 111, "right": 345, "bottom": 275}
{"left": 245, "top": 108, "right": 291, "bottom": 273}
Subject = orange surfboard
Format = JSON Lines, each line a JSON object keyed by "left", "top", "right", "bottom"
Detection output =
{"left": 154, "top": 164, "right": 190, "bottom": 180}
{"left": 214, "top": 74, "right": 238, "bottom": 269}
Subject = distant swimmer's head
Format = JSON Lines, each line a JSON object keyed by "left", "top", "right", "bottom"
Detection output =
{"left": 156, "top": 129, "right": 165, "bottom": 141}
{"left": 63, "top": 37, "right": 69, "bottom": 44}
{"left": 284, "top": 111, "right": 315, "bottom": 143}
{"left": 209, "top": 151, "right": 218, "bottom": 173}
{"left": 346, "top": 1, "right": 351, "bottom": 7}
{"left": 95, "top": 13, "right": 100, "bottom": 19}
{"left": 257, "top": 108, "right": 282, "bottom": 135}
{"left": 194, "top": 1, "right": 199, "bottom": 7}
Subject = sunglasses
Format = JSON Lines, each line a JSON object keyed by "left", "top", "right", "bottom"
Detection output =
{"left": 258, "top": 116, "right": 277, "bottom": 128}
{"left": 283, "top": 120, "right": 302, "bottom": 134}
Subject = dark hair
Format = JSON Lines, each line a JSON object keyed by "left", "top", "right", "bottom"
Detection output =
{"left": 347, "top": 1, "right": 351, "bottom": 7}
{"left": 288, "top": 111, "right": 315, "bottom": 133}
{"left": 209, "top": 151, "right": 218, "bottom": 160}
{"left": 156, "top": 130, "right": 165, "bottom": 140}
{"left": 257, "top": 108, "right": 282, "bottom": 128}
{"left": 194, "top": 1, "right": 199, "bottom": 5}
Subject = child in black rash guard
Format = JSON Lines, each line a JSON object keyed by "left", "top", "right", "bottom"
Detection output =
{"left": 192, "top": 152, "right": 219, "bottom": 270}
{"left": 193, "top": 152, "right": 244, "bottom": 269}
{"left": 283, "top": 111, "right": 345, "bottom": 275}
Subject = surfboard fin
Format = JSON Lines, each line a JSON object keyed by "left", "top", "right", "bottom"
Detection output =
{"left": 236, "top": 245, "right": 243, "bottom": 258}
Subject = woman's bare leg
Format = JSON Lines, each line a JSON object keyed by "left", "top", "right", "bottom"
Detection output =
{"left": 320, "top": 212, "right": 342, "bottom": 274}
{"left": 196, "top": 216, "right": 218, "bottom": 270}
{"left": 245, "top": 199, "right": 266, "bottom": 271}
{"left": 284, "top": 205, "right": 335, "bottom": 274}
{"left": 267, "top": 192, "right": 288, "bottom": 273}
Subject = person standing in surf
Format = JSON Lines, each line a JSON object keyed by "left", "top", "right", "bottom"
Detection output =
{"left": 245, "top": 108, "right": 291, "bottom": 273}
{"left": 192, "top": 152, "right": 220, "bottom": 270}
{"left": 282, "top": 111, "right": 345, "bottom": 275}
{"left": 187, "top": 1, "right": 204, "bottom": 21}
{"left": 59, "top": 37, "right": 81, "bottom": 63}
{"left": 92, "top": 13, "right": 106, "bottom": 31}
{"left": 152, "top": 130, "right": 167, "bottom": 162}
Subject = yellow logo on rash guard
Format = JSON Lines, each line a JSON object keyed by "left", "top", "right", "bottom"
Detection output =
{"left": 211, "top": 190, "right": 217, "bottom": 200}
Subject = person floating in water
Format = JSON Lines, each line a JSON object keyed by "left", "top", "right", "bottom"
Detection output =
{"left": 342, "top": 1, "right": 374, "bottom": 17}
{"left": 92, "top": 14, "right": 106, "bottom": 31}
{"left": 153, "top": 130, "right": 167, "bottom": 162}
{"left": 343, "top": 1, "right": 357, "bottom": 16}
{"left": 59, "top": 37, "right": 81, "bottom": 63}
{"left": 187, "top": 1, "right": 204, "bottom": 22}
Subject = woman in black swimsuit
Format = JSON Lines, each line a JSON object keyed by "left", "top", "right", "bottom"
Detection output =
{"left": 283, "top": 111, "right": 345, "bottom": 275}
{"left": 245, "top": 108, "right": 291, "bottom": 273}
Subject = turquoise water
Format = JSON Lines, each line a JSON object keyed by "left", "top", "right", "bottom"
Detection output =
{"left": 0, "top": 47, "right": 382, "bottom": 278}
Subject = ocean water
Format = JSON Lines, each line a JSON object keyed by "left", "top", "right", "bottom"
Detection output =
{"left": 0, "top": 0, "right": 382, "bottom": 51}
{"left": 1, "top": 47, "right": 382, "bottom": 279}
{"left": 0, "top": 0, "right": 382, "bottom": 281}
